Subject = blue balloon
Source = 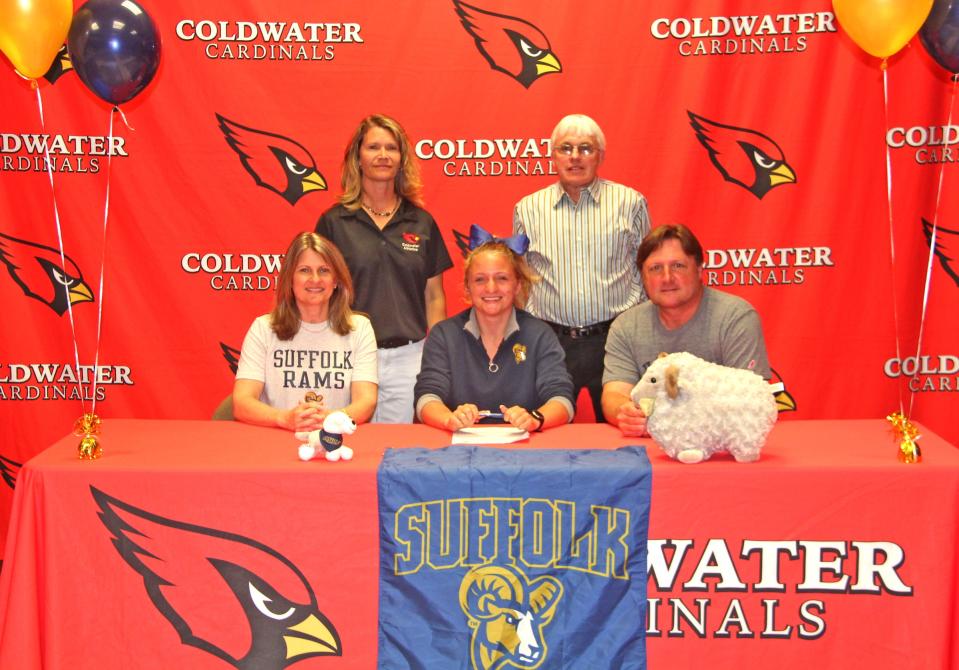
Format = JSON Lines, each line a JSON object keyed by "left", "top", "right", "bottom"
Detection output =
{"left": 921, "top": 0, "right": 959, "bottom": 74}
{"left": 67, "top": 0, "right": 161, "bottom": 105}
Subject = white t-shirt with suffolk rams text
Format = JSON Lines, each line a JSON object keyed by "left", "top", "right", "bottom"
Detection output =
{"left": 236, "top": 314, "right": 377, "bottom": 411}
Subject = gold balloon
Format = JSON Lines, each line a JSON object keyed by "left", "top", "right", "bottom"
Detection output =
{"left": 73, "top": 412, "right": 102, "bottom": 436}
{"left": 0, "top": 0, "right": 73, "bottom": 80}
{"left": 78, "top": 435, "right": 102, "bottom": 460}
{"left": 833, "top": 0, "right": 933, "bottom": 59}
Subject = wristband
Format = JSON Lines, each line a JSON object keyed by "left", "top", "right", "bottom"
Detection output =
{"left": 529, "top": 409, "right": 545, "bottom": 432}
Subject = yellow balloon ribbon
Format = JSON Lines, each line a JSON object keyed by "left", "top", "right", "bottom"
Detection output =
{"left": 75, "top": 412, "right": 104, "bottom": 460}
{"left": 78, "top": 435, "right": 102, "bottom": 460}
{"left": 886, "top": 411, "right": 922, "bottom": 463}
{"left": 0, "top": 0, "right": 73, "bottom": 79}
{"left": 832, "top": 0, "right": 933, "bottom": 59}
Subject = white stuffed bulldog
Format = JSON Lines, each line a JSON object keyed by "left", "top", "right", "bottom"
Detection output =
{"left": 295, "top": 410, "right": 356, "bottom": 462}
{"left": 631, "top": 352, "right": 777, "bottom": 464}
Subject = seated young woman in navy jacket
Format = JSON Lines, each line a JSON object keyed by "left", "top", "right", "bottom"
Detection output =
{"left": 414, "top": 225, "right": 574, "bottom": 432}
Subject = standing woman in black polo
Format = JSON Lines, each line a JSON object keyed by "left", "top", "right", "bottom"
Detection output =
{"left": 316, "top": 114, "right": 452, "bottom": 423}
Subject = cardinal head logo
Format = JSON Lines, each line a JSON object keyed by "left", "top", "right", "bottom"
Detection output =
{"left": 922, "top": 218, "right": 959, "bottom": 288}
{"left": 0, "top": 455, "right": 22, "bottom": 490}
{"left": 93, "top": 486, "right": 341, "bottom": 669}
{"left": 452, "top": 228, "right": 471, "bottom": 258}
{"left": 452, "top": 0, "right": 561, "bottom": 88}
{"left": 44, "top": 44, "right": 73, "bottom": 84}
{"left": 220, "top": 342, "right": 241, "bottom": 374}
{"left": 0, "top": 231, "right": 94, "bottom": 315}
{"left": 769, "top": 367, "right": 797, "bottom": 412}
{"left": 688, "top": 111, "right": 796, "bottom": 199}
{"left": 216, "top": 114, "right": 328, "bottom": 205}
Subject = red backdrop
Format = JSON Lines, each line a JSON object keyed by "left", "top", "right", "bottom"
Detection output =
{"left": 2, "top": 0, "right": 958, "bottom": 551}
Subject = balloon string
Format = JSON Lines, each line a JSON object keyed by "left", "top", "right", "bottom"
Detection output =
{"left": 882, "top": 67, "right": 905, "bottom": 417}
{"left": 90, "top": 108, "right": 117, "bottom": 415}
{"left": 908, "top": 77, "right": 958, "bottom": 417}
{"left": 36, "top": 85, "right": 87, "bottom": 412}
{"left": 114, "top": 105, "right": 136, "bottom": 131}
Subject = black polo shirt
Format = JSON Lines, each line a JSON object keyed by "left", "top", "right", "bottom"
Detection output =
{"left": 316, "top": 200, "right": 453, "bottom": 344}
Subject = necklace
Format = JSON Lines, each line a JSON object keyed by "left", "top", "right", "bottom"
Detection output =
{"left": 483, "top": 335, "right": 503, "bottom": 373}
{"left": 362, "top": 200, "right": 396, "bottom": 218}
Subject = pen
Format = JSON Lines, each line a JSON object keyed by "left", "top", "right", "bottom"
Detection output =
{"left": 478, "top": 411, "right": 504, "bottom": 419}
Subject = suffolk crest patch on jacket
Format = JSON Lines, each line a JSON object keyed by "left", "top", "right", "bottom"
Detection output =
{"left": 376, "top": 445, "right": 651, "bottom": 669}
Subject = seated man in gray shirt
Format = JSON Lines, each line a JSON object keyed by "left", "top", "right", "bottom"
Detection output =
{"left": 601, "top": 224, "right": 771, "bottom": 437}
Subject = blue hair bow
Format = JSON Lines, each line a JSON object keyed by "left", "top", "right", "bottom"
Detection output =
{"left": 468, "top": 224, "right": 530, "bottom": 255}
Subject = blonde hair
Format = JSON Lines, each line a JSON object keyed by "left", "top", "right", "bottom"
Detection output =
{"left": 338, "top": 114, "right": 424, "bottom": 210}
{"left": 463, "top": 243, "right": 534, "bottom": 308}
{"left": 272, "top": 232, "right": 355, "bottom": 339}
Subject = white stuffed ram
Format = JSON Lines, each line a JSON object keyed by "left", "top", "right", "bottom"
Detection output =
{"left": 630, "top": 352, "right": 777, "bottom": 464}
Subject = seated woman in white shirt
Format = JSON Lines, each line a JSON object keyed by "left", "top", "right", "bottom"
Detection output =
{"left": 233, "top": 232, "right": 377, "bottom": 431}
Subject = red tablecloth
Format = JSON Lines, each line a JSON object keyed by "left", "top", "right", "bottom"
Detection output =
{"left": 0, "top": 419, "right": 956, "bottom": 669}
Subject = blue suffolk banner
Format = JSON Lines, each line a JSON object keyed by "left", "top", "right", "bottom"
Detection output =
{"left": 376, "top": 445, "right": 652, "bottom": 670}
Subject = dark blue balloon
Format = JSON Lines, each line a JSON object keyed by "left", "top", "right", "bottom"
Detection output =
{"left": 921, "top": 0, "right": 959, "bottom": 75}
{"left": 67, "top": 0, "right": 161, "bottom": 105}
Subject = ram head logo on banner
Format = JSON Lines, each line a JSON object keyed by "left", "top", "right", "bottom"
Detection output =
{"left": 459, "top": 564, "right": 563, "bottom": 670}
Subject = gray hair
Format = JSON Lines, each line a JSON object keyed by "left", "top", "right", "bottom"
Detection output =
{"left": 550, "top": 114, "right": 606, "bottom": 152}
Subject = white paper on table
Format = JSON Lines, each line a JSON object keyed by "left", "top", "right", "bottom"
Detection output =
{"left": 451, "top": 425, "right": 530, "bottom": 444}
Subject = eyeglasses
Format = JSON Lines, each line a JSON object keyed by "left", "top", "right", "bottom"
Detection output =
{"left": 555, "top": 143, "right": 597, "bottom": 156}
